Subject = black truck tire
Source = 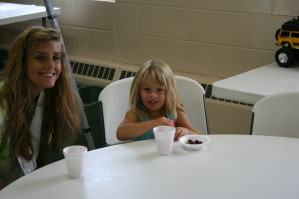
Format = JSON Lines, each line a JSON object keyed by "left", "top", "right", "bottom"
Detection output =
{"left": 275, "top": 47, "right": 295, "bottom": 67}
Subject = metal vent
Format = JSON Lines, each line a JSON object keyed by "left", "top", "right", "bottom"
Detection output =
{"left": 200, "top": 83, "right": 253, "bottom": 107}
{"left": 70, "top": 61, "right": 116, "bottom": 81}
{"left": 201, "top": 84, "right": 212, "bottom": 99}
{"left": 119, "top": 70, "right": 136, "bottom": 80}
{"left": 210, "top": 94, "right": 253, "bottom": 107}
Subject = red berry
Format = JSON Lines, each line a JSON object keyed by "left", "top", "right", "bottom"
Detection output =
{"left": 187, "top": 139, "right": 194, "bottom": 144}
{"left": 195, "top": 140, "right": 203, "bottom": 144}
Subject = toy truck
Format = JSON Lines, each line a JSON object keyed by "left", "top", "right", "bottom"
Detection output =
{"left": 275, "top": 17, "right": 299, "bottom": 67}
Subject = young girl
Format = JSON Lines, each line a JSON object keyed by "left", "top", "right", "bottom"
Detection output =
{"left": 117, "top": 60, "right": 196, "bottom": 142}
{"left": 0, "top": 26, "right": 82, "bottom": 189}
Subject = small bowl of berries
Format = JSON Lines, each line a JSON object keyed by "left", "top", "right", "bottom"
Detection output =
{"left": 179, "top": 135, "right": 210, "bottom": 151}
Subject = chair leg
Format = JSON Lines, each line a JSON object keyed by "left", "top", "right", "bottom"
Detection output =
{"left": 203, "top": 96, "right": 210, "bottom": 134}
{"left": 98, "top": 101, "right": 108, "bottom": 147}
{"left": 249, "top": 113, "right": 255, "bottom": 135}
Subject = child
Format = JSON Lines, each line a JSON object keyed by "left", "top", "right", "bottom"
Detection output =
{"left": 0, "top": 26, "right": 82, "bottom": 189}
{"left": 117, "top": 60, "right": 196, "bottom": 142}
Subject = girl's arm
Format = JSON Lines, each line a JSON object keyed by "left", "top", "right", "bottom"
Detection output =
{"left": 174, "top": 108, "right": 197, "bottom": 140}
{"left": 117, "top": 110, "right": 173, "bottom": 141}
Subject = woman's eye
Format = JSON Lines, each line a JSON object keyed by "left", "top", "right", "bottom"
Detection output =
{"left": 36, "top": 56, "right": 45, "bottom": 60}
{"left": 143, "top": 88, "right": 150, "bottom": 92}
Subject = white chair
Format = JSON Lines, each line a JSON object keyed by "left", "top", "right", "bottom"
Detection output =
{"left": 250, "top": 91, "right": 299, "bottom": 138}
{"left": 98, "top": 76, "right": 209, "bottom": 146}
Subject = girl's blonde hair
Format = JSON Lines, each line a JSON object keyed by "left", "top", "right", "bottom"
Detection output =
{"left": 0, "top": 26, "right": 82, "bottom": 166}
{"left": 130, "top": 60, "right": 184, "bottom": 119}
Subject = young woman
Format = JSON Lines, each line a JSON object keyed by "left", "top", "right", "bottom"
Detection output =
{"left": 0, "top": 26, "right": 82, "bottom": 189}
{"left": 117, "top": 60, "right": 196, "bottom": 142}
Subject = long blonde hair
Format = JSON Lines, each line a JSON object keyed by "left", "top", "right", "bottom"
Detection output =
{"left": 0, "top": 26, "right": 82, "bottom": 166}
{"left": 130, "top": 60, "right": 184, "bottom": 119}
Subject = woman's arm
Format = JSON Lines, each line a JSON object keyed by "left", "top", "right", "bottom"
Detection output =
{"left": 174, "top": 109, "right": 196, "bottom": 140}
{"left": 116, "top": 111, "right": 173, "bottom": 141}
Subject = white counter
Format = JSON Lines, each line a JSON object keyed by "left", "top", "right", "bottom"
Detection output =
{"left": 212, "top": 62, "right": 299, "bottom": 104}
{"left": 0, "top": 2, "right": 61, "bottom": 25}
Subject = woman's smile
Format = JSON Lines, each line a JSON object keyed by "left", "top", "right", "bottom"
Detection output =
{"left": 40, "top": 73, "right": 56, "bottom": 77}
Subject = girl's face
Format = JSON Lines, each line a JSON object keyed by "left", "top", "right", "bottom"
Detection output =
{"left": 26, "top": 40, "right": 62, "bottom": 96}
{"left": 140, "top": 75, "right": 166, "bottom": 114}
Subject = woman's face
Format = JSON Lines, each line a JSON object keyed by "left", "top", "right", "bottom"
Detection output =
{"left": 140, "top": 75, "right": 166, "bottom": 114}
{"left": 26, "top": 40, "right": 62, "bottom": 96}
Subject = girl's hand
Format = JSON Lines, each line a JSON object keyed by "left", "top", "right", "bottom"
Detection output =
{"left": 174, "top": 127, "right": 195, "bottom": 141}
{"left": 153, "top": 117, "right": 175, "bottom": 127}
{"left": 169, "top": 120, "right": 175, "bottom": 126}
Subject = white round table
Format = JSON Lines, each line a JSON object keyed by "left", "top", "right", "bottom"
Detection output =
{"left": 1, "top": 135, "right": 299, "bottom": 199}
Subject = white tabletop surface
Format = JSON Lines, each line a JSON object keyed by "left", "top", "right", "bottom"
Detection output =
{"left": 212, "top": 62, "right": 299, "bottom": 104}
{"left": 1, "top": 135, "right": 299, "bottom": 199}
{"left": 0, "top": 2, "right": 61, "bottom": 25}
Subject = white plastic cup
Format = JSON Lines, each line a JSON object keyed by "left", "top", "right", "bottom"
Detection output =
{"left": 63, "top": 145, "right": 87, "bottom": 178}
{"left": 153, "top": 126, "right": 176, "bottom": 155}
